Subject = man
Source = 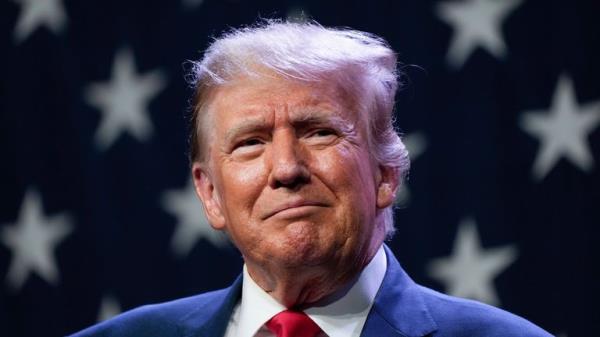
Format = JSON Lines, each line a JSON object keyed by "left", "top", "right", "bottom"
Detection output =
{"left": 72, "top": 21, "right": 551, "bottom": 337}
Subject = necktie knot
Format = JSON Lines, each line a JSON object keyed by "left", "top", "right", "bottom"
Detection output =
{"left": 266, "top": 310, "right": 322, "bottom": 337}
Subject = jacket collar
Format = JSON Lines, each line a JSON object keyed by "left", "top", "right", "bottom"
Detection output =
{"left": 176, "top": 245, "right": 437, "bottom": 337}
{"left": 178, "top": 274, "right": 243, "bottom": 337}
{"left": 361, "top": 245, "right": 437, "bottom": 337}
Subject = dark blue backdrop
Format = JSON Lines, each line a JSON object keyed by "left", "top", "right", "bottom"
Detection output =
{"left": 1, "top": 0, "right": 598, "bottom": 336}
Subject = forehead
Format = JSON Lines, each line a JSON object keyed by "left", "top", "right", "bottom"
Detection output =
{"left": 207, "top": 76, "right": 359, "bottom": 126}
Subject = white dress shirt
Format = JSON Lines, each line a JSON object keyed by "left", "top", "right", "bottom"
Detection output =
{"left": 223, "top": 245, "right": 387, "bottom": 337}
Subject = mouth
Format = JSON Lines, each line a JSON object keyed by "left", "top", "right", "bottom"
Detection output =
{"left": 263, "top": 200, "right": 328, "bottom": 220}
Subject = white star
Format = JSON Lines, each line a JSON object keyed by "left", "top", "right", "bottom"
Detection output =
{"left": 97, "top": 293, "right": 121, "bottom": 322}
{"left": 427, "top": 217, "right": 517, "bottom": 306}
{"left": 1, "top": 189, "right": 73, "bottom": 291}
{"left": 436, "top": 0, "right": 522, "bottom": 69}
{"left": 520, "top": 75, "right": 600, "bottom": 180}
{"left": 85, "top": 48, "right": 167, "bottom": 150}
{"left": 396, "top": 132, "right": 428, "bottom": 205}
{"left": 162, "top": 180, "right": 229, "bottom": 257}
{"left": 13, "top": 0, "right": 67, "bottom": 43}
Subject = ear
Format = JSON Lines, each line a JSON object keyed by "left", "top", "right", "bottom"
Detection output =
{"left": 376, "top": 165, "right": 399, "bottom": 209}
{"left": 192, "top": 162, "right": 227, "bottom": 230}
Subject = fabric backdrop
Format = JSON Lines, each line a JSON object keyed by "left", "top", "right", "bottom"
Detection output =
{"left": 1, "top": 0, "right": 598, "bottom": 336}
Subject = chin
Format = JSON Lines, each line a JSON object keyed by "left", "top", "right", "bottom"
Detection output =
{"left": 270, "top": 221, "right": 338, "bottom": 268}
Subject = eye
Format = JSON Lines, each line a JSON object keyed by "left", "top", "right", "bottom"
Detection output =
{"left": 231, "top": 137, "right": 265, "bottom": 156}
{"left": 310, "top": 129, "right": 336, "bottom": 137}
{"left": 305, "top": 128, "right": 338, "bottom": 146}
{"left": 238, "top": 138, "right": 263, "bottom": 147}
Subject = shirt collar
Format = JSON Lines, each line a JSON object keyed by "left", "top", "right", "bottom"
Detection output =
{"left": 236, "top": 244, "right": 387, "bottom": 337}
{"left": 236, "top": 265, "right": 287, "bottom": 337}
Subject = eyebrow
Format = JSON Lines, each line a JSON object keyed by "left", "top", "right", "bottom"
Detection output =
{"left": 290, "top": 109, "right": 354, "bottom": 132}
{"left": 223, "top": 117, "right": 270, "bottom": 146}
{"left": 223, "top": 108, "right": 355, "bottom": 145}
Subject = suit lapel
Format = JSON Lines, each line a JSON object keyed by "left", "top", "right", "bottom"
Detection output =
{"left": 174, "top": 245, "right": 437, "bottom": 337}
{"left": 361, "top": 245, "right": 437, "bottom": 337}
{"left": 178, "top": 275, "right": 243, "bottom": 337}
{"left": 361, "top": 308, "right": 409, "bottom": 337}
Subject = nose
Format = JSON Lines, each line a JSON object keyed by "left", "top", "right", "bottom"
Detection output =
{"left": 268, "top": 130, "right": 310, "bottom": 189}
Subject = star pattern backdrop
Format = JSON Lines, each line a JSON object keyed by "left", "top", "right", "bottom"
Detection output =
{"left": 1, "top": 0, "right": 598, "bottom": 336}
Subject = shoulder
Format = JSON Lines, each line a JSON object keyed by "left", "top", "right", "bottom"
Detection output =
{"left": 68, "top": 288, "right": 230, "bottom": 337}
{"left": 416, "top": 285, "right": 552, "bottom": 337}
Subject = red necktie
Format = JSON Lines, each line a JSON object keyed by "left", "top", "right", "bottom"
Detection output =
{"left": 265, "top": 310, "right": 322, "bottom": 337}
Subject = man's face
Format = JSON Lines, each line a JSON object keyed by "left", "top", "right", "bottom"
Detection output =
{"left": 192, "top": 76, "right": 395, "bottom": 275}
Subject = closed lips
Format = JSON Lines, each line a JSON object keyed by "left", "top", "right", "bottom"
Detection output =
{"left": 264, "top": 200, "right": 328, "bottom": 219}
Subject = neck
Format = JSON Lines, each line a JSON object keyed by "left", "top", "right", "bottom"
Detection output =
{"left": 245, "top": 243, "right": 382, "bottom": 308}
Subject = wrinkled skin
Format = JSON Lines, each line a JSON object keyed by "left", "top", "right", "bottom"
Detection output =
{"left": 192, "top": 76, "right": 397, "bottom": 307}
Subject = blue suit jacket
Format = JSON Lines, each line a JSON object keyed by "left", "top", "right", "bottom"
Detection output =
{"left": 71, "top": 246, "right": 551, "bottom": 336}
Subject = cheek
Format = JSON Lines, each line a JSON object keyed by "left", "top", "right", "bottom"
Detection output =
{"left": 220, "top": 160, "right": 267, "bottom": 216}
{"left": 230, "top": 160, "right": 265, "bottom": 185}
{"left": 313, "top": 145, "right": 377, "bottom": 207}
{"left": 329, "top": 144, "right": 373, "bottom": 180}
